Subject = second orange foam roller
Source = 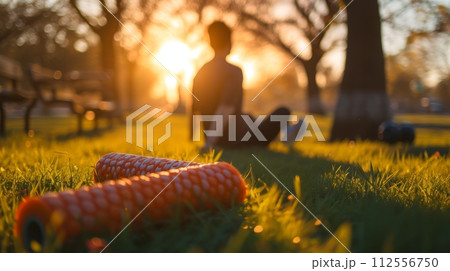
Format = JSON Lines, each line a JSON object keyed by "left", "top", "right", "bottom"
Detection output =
{"left": 94, "top": 153, "right": 201, "bottom": 182}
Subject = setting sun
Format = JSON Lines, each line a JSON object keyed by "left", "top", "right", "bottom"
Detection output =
{"left": 156, "top": 40, "right": 193, "bottom": 74}
{"left": 154, "top": 40, "right": 197, "bottom": 104}
{"left": 153, "top": 41, "right": 261, "bottom": 105}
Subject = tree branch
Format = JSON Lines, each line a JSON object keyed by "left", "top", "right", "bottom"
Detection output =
{"left": 69, "top": 0, "right": 98, "bottom": 33}
{"left": 239, "top": 10, "right": 307, "bottom": 65}
{"left": 323, "top": 0, "right": 340, "bottom": 24}
{"left": 293, "top": 0, "right": 314, "bottom": 37}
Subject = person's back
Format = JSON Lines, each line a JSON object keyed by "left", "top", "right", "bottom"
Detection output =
{"left": 192, "top": 58, "right": 243, "bottom": 117}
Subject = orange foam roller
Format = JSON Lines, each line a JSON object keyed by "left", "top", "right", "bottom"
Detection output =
{"left": 94, "top": 152, "right": 200, "bottom": 182}
{"left": 14, "top": 162, "right": 247, "bottom": 251}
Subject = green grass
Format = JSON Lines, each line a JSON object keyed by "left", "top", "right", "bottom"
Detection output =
{"left": 0, "top": 114, "right": 449, "bottom": 252}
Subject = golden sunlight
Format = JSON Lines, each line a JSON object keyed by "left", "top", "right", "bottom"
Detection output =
{"left": 154, "top": 40, "right": 196, "bottom": 104}
{"left": 163, "top": 75, "right": 179, "bottom": 104}
{"left": 229, "top": 54, "right": 257, "bottom": 87}
{"left": 152, "top": 41, "right": 259, "bottom": 105}
{"left": 156, "top": 40, "right": 192, "bottom": 74}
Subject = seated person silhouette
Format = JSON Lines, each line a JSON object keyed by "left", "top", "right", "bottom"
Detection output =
{"left": 192, "top": 21, "right": 301, "bottom": 151}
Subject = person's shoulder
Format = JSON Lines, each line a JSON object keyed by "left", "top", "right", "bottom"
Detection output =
{"left": 197, "top": 61, "right": 213, "bottom": 73}
{"left": 194, "top": 61, "right": 213, "bottom": 81}
{"left": 226, "top": 62, "right": 243, "bottom": 77}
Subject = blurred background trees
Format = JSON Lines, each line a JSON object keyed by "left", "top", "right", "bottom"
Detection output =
{"left": 1, "top": 0, "right": 449, "bottom": 136}
{"left": 0, "top": 1, "right": 54, "bottom": 45}
{"left": 227, "top": 0, "right": 345, "bottom": 115}
{"left": 330, "top": 0, "right": 390, "bottom": 141}
{"left": 382, "top": 0, "right": 449, "bottom": 114}
{"left": 0, "top": 0, "right": 94, "bottom": 70}
{"left": 68, "top": 0, "right": 160, "bottom": 110}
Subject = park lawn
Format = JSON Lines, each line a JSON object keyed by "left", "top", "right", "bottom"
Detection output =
{"left": 0, "top": 114, "right": 449, "bottom": 252}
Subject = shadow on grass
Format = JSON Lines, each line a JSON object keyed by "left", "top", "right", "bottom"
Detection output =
{"left": 219, "top": 146, "right": 450, "bottom": 252}
{"left": 403, "top": 145, "right": 449, "bottom": 157}
{"left": 57, "top": 207, "right": 245, "bottom": 253}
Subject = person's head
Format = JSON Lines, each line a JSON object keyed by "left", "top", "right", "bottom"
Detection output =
{"left": 207, "top": 21, "right": 232, "bottom": 55}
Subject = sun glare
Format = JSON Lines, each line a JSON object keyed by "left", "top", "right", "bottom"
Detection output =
{"left": 154, "top": 40, "right": 197, "bottom": 104}
{"left": 153, "top": 41, "right": 258, "bottom": 105}
{"left": 230, "top": 54, "right": 256, "bottom": 86}
{"left": 156, "top": 40, "right": 192, "bottom": 74}
{"left": 243, "top": 62, "right": 255, "bottom": 83}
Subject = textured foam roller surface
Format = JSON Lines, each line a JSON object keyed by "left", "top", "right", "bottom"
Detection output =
{"left": 94, "top": 152, "right": 200, "bottom": 182}
{"left": 14, "top": 162, "right": 247, "bottom": 251}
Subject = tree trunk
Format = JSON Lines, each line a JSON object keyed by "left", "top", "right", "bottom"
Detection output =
{"left": 98, "top": 28, "right": 118, "bottom": 101}
{"left": 330, "top": 0, "right": 391, "bottom": 141}
{"left": 125, "top": 57, "right": 137, "bottom": 111}
{"left": 303, "top": 59, "right": 325, "bottom": 115}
